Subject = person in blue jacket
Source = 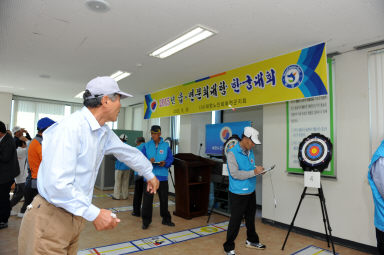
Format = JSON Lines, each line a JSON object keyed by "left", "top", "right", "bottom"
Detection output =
{"left": 112, "top": 134, "right": 131, "bottom": 200}
{"left": 369, "top": 140, "right": 384, "bottom": 255}
{"left": 223, "top": 126, "right": 266, "bottom": 255}
{"left": 132, "top": 136, "right": 146, "bottom": 217}
{"left": 140, "top": 125, "right": 174, "bottom": 229}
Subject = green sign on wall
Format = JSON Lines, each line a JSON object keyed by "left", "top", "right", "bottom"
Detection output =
{"left": 286, "top": 59, "right": 335, "bottom": 177}
{"left": 112, "top": 129, "right": 143, "bottom": 147}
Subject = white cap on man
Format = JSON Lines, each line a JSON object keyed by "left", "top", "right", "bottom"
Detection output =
{"left": 119, "top": 133, "right": 127, "bottom": 142}
{"left": 12, "top": 126, "right": 22, "bottom": 134}
{"left": 85, "top": 76, "right": 133, "bottom": 99}
{"left": 244, "top": 126, "right": 261, "bottom": 145}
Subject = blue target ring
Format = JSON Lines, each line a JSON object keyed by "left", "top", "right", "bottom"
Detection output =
{"left": 306, "top": 143, "right": 324, "bottom": 160}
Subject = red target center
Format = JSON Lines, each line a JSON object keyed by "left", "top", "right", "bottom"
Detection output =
{"left": 310, "top": 147, "right": 319, "bottom": 156}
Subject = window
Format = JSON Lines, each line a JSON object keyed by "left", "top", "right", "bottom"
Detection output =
{"left": 369, "top": 49, "right": 384, "bottom": 155}
{"left": 133, "top": 105, "right": 144, "bottom": 131}
{"left": 170, "top": 115, "right": 180, "bottom": 154}
{"left": 12, "top": 98, "right": 81, "bottom": 137}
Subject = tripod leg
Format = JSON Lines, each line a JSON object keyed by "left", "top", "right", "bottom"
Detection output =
{"left": 318, "top": 188, "right": 330, "bottom": 247}
{"left": 319, "top": 187, "right": 336, "bottom": 255}
{"left": 207, "top": 199, "right": 215, "bottom": 223}
{"left": 282, "top": 187, "right": 307, "bottom": 250}
{"left": 207, "top": 182, "right": 215, "bottom": 223}
{"left": 168, "top": 168, "right": 175, "bottom": 189}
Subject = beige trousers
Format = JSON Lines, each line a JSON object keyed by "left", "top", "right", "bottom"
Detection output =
{"left": 18, "top": 195, "right": 85, "bottom": 255}
{"left": 113, "top": 170, "right": 131, "bottom": 199}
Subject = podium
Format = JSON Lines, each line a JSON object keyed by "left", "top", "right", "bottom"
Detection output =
{"left": 173, "top": 153, "right": 215, "bottom": 219}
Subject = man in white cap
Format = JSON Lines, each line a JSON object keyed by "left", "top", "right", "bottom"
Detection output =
{"left": 223, "top": 126, "right": 266, "bottom": 255}
{"left": 12, "top": 126, "right": 31, "bottom": 149}
{"left": 18, "top": 76, "right": 159, "bottom": 254}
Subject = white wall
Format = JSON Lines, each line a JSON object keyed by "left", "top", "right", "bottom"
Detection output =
{"left": 174, "top": 112, "right": 211, "bottom": 194}
{"left": 262, "top": 49, "right": 376, "bottom": 246}
{"left": 0, "top": 92, "right": 12, "bottom": 129}
{"left": 178, "top": 112, "right": 211, "bottom": 156}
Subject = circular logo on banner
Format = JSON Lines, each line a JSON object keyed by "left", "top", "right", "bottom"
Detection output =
{"left": 150, "top": 100, "right": 157, "bottom": 112}
{"left": 282, "top": 64, "right": 304, "bottom": 89}
{"left": 220, "top": 127, "right": 232, "bottom": 143}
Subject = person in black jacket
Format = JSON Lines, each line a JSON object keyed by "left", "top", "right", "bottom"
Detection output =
{"left": 0, "top": 121, "right": 20, "bottom": 229}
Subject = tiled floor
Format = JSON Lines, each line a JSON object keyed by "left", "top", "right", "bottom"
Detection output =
{"left": 0, "top": 188, "right": 372, "bottom": 255}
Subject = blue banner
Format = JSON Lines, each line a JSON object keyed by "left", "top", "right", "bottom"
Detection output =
{"left": 205, "top": 121, "right": 251, "bottom": 155}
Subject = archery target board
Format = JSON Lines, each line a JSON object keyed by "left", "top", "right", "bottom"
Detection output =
{"left": 301, "top": 138, "right": 327, "bottom": 165}
{"left": 298, "top": 133, "right": 332, "bottom": 171}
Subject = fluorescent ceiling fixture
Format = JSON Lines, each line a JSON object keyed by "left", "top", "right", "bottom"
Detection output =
{"left": 150, "top": 26, "right": 216, "bottom": 59}
{"left": 75, "top": 91, "right": 85, "bottom": 98}
{"left": 110, "top": 71, "right": 131, "bottom": 82}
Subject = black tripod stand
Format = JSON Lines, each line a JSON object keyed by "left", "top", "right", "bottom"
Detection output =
{"left": 281, "top": 184, "right": 336, "bottom": 255}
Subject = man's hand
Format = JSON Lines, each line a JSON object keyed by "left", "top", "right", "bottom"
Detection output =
{"left": 93, "top": 209, "right": 120, "bottom": 231}
{"left": 254, "top": 166, "right": 265, "bottom": 175}
{"left": 150, "top": 158, "right": 155, "bottom": 163}
{"left": 147, "top": 176, "right": 160, "bottom": 194}
{"left": 159, "top": 161, "right": 165, "bottom": 167}
{"left": 19, "top": 136, "right": 28, "bottom": 142}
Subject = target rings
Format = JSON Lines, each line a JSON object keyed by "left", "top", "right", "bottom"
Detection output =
{"left": 298, "top": 133, "right": 332, "bottom": 172}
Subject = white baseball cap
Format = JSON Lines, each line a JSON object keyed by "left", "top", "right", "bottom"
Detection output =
{"left": 12, "top": 126, "right": 22, "bottom": 133}
{"left": 244, "top": 126, "right": 261, "bottom": 145}
{"left": 85, "top": 76, "right": 133, "bottom": 99}
{"left": 119, "top": 133, "right": 127, "bottom": 141}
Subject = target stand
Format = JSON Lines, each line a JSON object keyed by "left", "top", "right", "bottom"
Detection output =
{"left": 281, "top": 133, "right": 336, "bottom": 255}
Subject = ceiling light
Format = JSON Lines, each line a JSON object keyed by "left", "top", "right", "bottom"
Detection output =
{"left": 86, "top": 0, "right": 111, "bottom": 13}
{"left": 75, "top": 91, "right": 85, "bottom": 99}
{"left": 110, "top": 71, "right": 131, "bottom": 82}
{"left": 150, "top": 26, "right": 216, "bottom": 59}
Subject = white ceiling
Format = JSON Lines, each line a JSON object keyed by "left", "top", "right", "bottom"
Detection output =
{"left": 0, "top": 0, "right": 383, "bottom": 107}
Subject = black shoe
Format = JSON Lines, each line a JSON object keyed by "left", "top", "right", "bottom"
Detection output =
{"left": 162, "top": 219, "right": 175, "bottom": 226}
{"left": 0, "top": 222, "right": 8, "bottom": 229}
{"left": 131, "top": 212, "right": 140, "bottom": 217}
{"left": 142, "top": 223, "right": 149, "bottom": 230}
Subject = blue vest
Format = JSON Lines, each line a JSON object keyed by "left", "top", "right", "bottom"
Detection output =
{"left": 228, "top": 143, "right": 256, "bottom": 194}
{"left": 134, "top": 143, "right": 145, "bottom": 176}
{"left": 369, "top": 140, "right": 384, "bottom": 231}
{"left": 115, "top": 142, "right": 130, "bottom": 170}
{"left": 143, "top": 138, "right": 169, "bottom": 180}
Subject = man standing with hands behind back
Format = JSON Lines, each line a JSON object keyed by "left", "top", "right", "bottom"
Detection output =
{"left": 141, "top": 125, "right": 174, "bottom": 229}
{"left": 18, "top": 76, "right": 159, "bottom": 255}
{"left": 223, "top": 126, "right": 266, "bottom": 255}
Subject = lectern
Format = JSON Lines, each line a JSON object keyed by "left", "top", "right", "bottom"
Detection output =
{"left": 173, "top": 153, "right": 215, "bottom": 219}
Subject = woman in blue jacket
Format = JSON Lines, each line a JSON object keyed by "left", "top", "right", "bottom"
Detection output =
{"left": 141, "top": 125, "right": 174, "bottom": 229}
